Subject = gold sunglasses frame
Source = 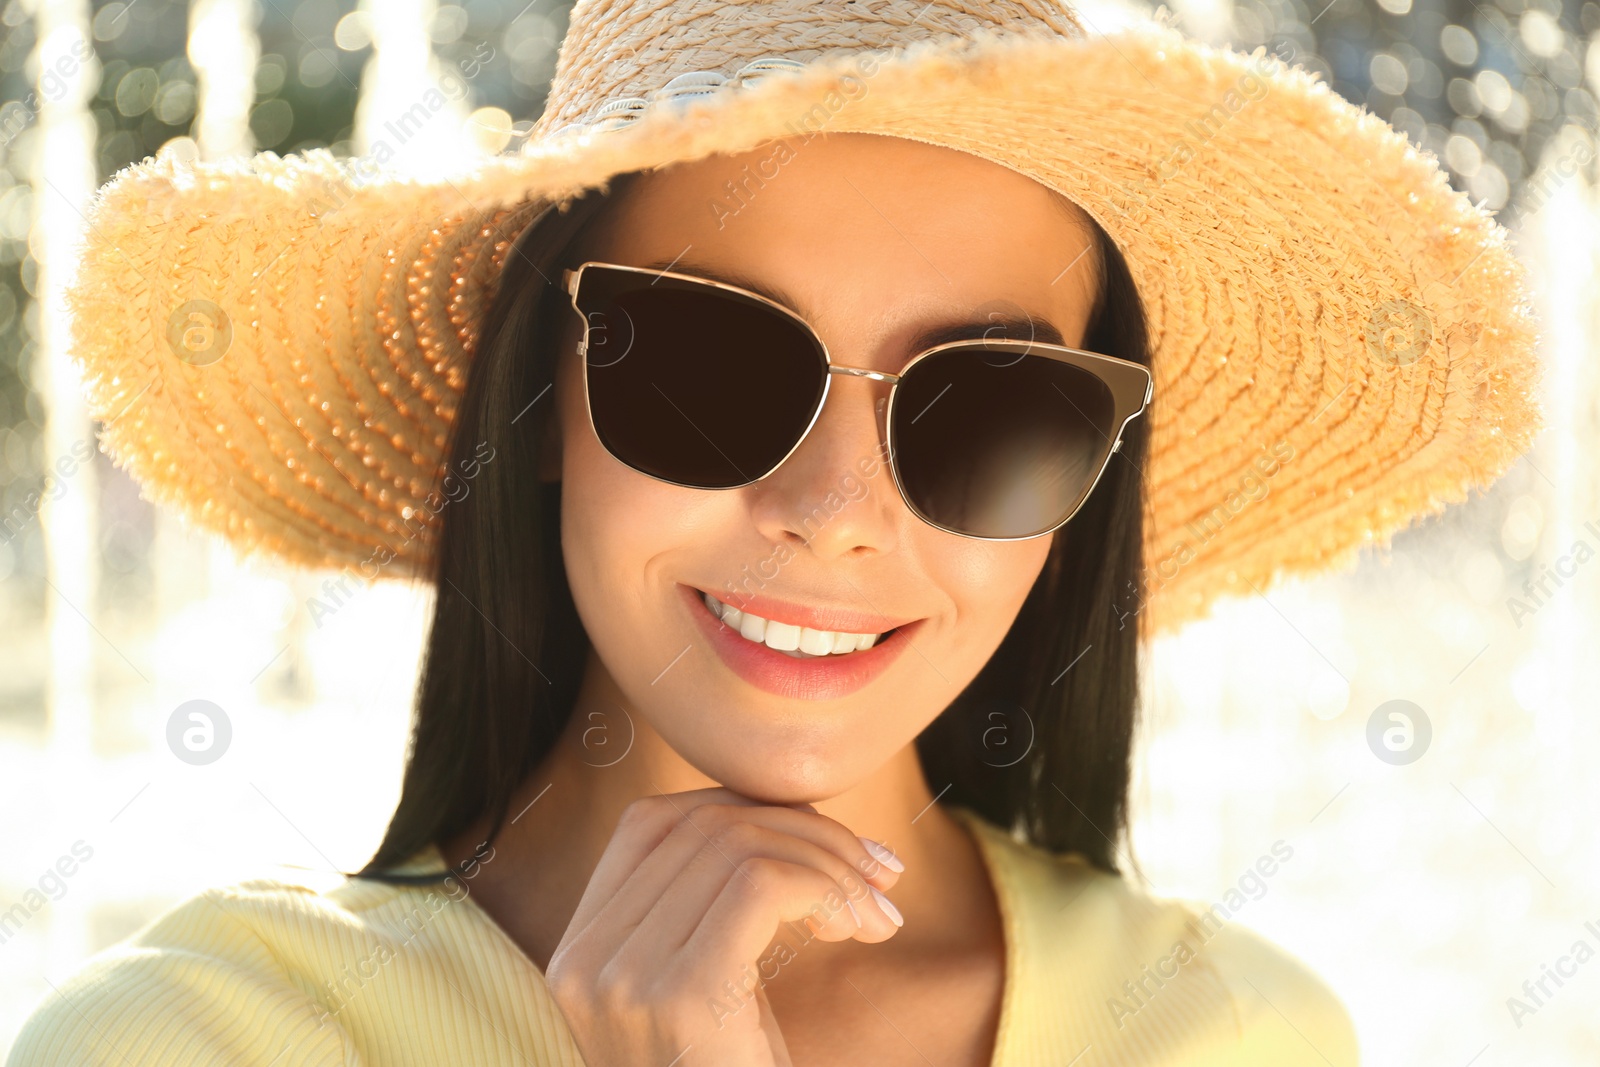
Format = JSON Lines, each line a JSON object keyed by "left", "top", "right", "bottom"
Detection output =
{"left": 562, "top": 261, "right": 1154, "bottom": 542}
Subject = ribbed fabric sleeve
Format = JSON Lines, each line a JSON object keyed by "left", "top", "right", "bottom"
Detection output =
{"left": 4, "top": 883, "right": 363, "bottom": 1067}
{"left": 7, "top": 808, "right": 1357, "bottom": 1066}
{"left": 953, "top": 808, "right": 1359, "bottom": 1066}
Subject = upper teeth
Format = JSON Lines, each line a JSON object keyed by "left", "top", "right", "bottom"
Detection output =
{"left": 702, "top": 591, "right": 883, "bottom": 656}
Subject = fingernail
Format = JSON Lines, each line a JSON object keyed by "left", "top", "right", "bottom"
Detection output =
{"left": 846, "top": 899, "right": 862, "bottom": 929}
{"left": 858, "top": 836, "right": 904, "bottom": 873}
{"left": 870, "top": 886, "right": 903, "bottom": 927}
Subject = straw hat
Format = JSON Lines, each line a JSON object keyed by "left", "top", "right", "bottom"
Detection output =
{"left": 66, "top": 0, "right": 1543, "bottom": 640}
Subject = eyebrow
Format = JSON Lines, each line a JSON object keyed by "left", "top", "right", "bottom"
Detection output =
{"left": 639, "top": 257, "right": 1068, "bottom": 356}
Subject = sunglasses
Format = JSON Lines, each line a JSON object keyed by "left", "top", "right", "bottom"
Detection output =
{"left": 561, "top": 262, "right": 1152, "bottom": 541}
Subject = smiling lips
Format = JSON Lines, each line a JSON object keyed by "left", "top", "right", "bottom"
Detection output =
{"left": 679, "top": 584, "right": 921, "bottom": 701}
{"left": 699, "top": 589, "right": 886, "bottom": 658}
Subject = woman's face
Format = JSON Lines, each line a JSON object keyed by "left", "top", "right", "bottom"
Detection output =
{"left": 549, "top": 132, "right": 1101, "bottom": 802}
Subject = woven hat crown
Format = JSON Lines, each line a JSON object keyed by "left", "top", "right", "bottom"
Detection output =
{"left": 532, "top": 0, "right": 1085, "bottom": 137}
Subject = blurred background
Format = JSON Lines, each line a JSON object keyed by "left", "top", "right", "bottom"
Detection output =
{"left": 0, "top": 0, "right": 1596, "bottom": 1062}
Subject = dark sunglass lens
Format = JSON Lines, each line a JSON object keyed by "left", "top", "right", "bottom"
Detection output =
{"left": 577, "top": 269, "right": 826, "bottom": 488}
{"left": 891, "top": 346, "right": 1119, "bottom": 538}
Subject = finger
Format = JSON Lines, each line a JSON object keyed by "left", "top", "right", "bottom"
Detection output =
{"left": 618, "top": 820, "right": 899, "bottom": 968}
{"left": 670, "top": 857, "right": 894, "bottom": 999}
{"left": 572, "top": 802, "right": 901, "bottom": 958}
{"left": 644, "top": 802, "right": 901, "bottom": 902}
{"left": 776, "top": 809, "right": 905, "bottom": 890}
{"left": 564, "top": 789, "right": 772, "bottom": 939}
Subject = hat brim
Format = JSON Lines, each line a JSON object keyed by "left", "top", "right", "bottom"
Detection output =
{"left": 67, "top": 23, "right": 1542, "bottom": 640}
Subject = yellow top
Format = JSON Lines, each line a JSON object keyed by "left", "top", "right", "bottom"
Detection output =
{"left": 7, "top": 807, "right": 1358, "bottom": 1066}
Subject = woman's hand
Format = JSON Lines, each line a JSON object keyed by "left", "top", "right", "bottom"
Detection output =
{"left": 544, "top": 787, "right": 905, "bottom": 1067}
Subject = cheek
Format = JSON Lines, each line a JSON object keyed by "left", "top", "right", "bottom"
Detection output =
{"left": 554, "top": 357, "right": 733, "bottom": 663}
{"left": 556, "top": 360, "right": 667, "bottom": 609}
{"left": 952, "top": 529, "right": 1052, "bottom": 596}
{"left": 930, "top": 532, "right": 1053, "bottom": 646}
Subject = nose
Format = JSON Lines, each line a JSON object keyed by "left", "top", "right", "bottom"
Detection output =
{"left": 746, "top": 372, "right": 901, "bottom": 560}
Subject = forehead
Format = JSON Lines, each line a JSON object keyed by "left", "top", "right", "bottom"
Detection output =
{"left": 578, "top": 133, "right": 1100, "bottom": 352}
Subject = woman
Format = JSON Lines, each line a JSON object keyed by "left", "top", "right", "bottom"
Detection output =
{"left": 394, "top": 133, "right": 1164, "bottom": 1065}
{"left": 10, "top": 0, "right": 1540, "bottom": 1064}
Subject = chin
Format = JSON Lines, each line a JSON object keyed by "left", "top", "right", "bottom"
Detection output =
{"left": 662, "top": 717, "right": 876, "bottom": 804}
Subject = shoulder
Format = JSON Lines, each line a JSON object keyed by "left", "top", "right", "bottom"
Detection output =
{"left": 1184, "top": 916, "right": 1360, "bottom": 1067}
{"left": 6, "top": 875, "right": 363, "bottom": 1067}
{"left": 6, "top": 858, "right": 546, "bottom": 1067}
{"left": 950, "top": 808, "right": 1359, "bottom": 1066}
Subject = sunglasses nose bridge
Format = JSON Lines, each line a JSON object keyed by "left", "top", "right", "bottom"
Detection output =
{"left": 770, "top": 365, "right": 890, "bottom": 488}
{"left": 827, "top": 364, "right": 899, "bottom": 385}
{"left": 821, "top": 363, "right": 896, "bottom": 447}
{"left": 744, "top": 369, "right": 901, "bottom": 560}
